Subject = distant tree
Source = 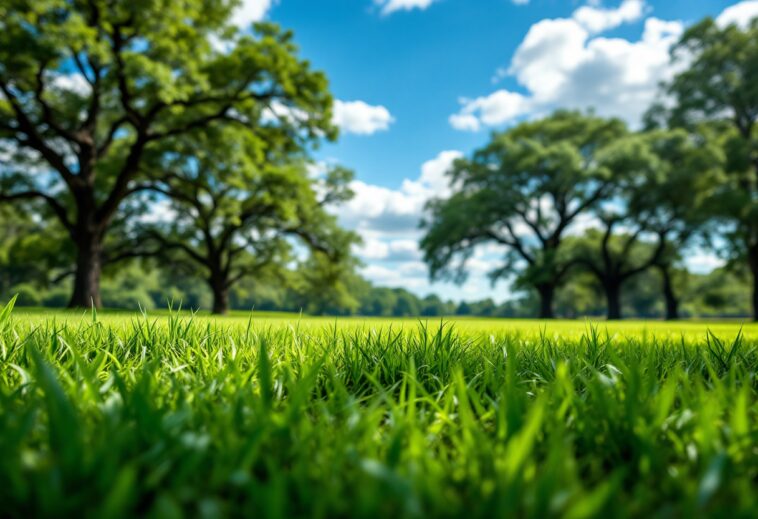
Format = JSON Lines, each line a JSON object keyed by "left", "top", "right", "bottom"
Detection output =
{"left": 0, "top": 1, "right": 335, "bottom": 308}
{"left": 392, "top": 289, "right": 421, "bottom": 317}
{"left": 455, "top": 301, "right": 473, "bottom": 316}
{"left": 360, "top": 287, "right": 398, "bottom": 317}
{"left": 628, "top": 129, "right": 723, "bottom": 319}
{"left": 292, "top": 253, "right": 362, "bottom": 316}
{"left": 689, "top": 266, "right": 752, "bottom": 317}
{"left": 469, "top": 298, "right": 497, "bottom": 317}
{"left": 554, "top": 272, "right": 603, "bottom": 318}
{"left": 566, "top": 130, "right": 720, "bottom": 320}
{"left": 662, "top": 17, "right": 758, "bottom": 319}
{"left": 420, "top": 294, "right": 445, "bottom": 316}
{"left": 421, "top": 111, "right": 627, "bottom": 318}
{"left": 568, "top": 230, "right": 664, "bottom": 320}
{"left": 136, "top": 128, "right": 356, "bottom": 314}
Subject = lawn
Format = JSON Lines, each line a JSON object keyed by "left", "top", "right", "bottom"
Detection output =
{"left": 1, "top": 300, "right": 756, "bottom": 517}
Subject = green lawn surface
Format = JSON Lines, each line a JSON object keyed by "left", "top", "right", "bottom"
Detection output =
{"left": 1, "top": 301, "right": 756, "bottom": 517}
{"left": 11, "top": 305, "right": 757, "bottom": 339}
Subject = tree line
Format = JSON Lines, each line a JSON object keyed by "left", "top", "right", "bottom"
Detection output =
{"left": 0, "top": 2, "right": 756, "bottom": 319}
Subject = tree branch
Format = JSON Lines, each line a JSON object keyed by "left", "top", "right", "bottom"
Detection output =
{"left": 0, "top": 190, "right": 73, "bottom": 233}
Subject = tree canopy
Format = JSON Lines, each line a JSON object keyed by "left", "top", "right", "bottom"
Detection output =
{"left": 663, "top": 16, "right": 758, "bottom": 319}
{"left": 0, "top": 0, "right": 335, "bottom": 307}
{"left": 135, "top": 126, "right": 357, "bottom": 314}
{"left": 421, "top": 111, "right": 627, "bottom": 318}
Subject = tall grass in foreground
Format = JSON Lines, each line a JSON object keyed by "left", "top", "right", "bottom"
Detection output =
{"left": 0, "top": 299, "right": 756, "bottom": 518}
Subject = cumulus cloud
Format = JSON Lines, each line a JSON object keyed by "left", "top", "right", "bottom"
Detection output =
{"left": 331, "top": 149, "right": 508, "bottom": 297}
{"left": 333, "top": 100, "right": 395, "bottom": 135}
{"left": 450, "top": 1, "right": 687, "bottom": 131}
{"left": 450, "top": 90, "right": 532, "bottom": 131}
{"left": 337, "top": 150, "right": 461, "bottom": 234}
{"left": 716, "top": 0, "right": 758, "bottom": 28}
{"left": 374, "top": 0, "right": 437, "bottom": 15}
{"left": 573, "top": 0, "right": 646, "bottom": 34}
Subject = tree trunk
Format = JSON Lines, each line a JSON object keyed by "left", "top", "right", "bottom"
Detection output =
{"left": 749, "top": 245, "right": 758, "bottom": 322}
{"left": 210, "top": 277, "right": 230, "bottom": 315}
{"left": 536, "top": 283, "right": 555, "bottom": 319}
{"left": 605, "top": 280, "right": 622, "bottom": 320}
{"left": 68, "top": 231, "right": 103, "bottom": 308}
{"left": 659, "top": 265, "right": 680, "bottom": 321}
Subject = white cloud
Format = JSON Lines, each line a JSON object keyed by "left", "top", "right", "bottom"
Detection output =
{"left": 400, "top": 150, "right": 464, "bottom": 204}
{"left": 716, "top": 1, "right": 758, "bottom": 29}
{"left": 231, "top": 0, "right": 276, "bottom": 28}
{"left": 337, "top": 150, "right": 461, "bottom": 233}
{"left": 330, "top": 150, "right": 511, "bottom": 299}
{"left": 331, "top": 150, "right": 524, "bottom": 301}
{"left": 333, "top": 100, "right": 395, "bottom": 135}
{"left": 450, "top": 1, "right": 686, "bottom": 131}
{"left": 573, "top": 0, "right": 646, "bottom": 34}
{"left": 449, "top": 113, "right": 481, "bottom": 132}
{"left": 450, "top": 90, "right": 532, "bottom": 131}
{"left": 511, "top": 0, "right": 530, "bottom": 5}
{"left": 374, "top": 0, "right": 437, "bottom": 15}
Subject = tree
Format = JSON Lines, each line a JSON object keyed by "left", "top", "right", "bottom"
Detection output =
{"left": 136, "top": 128, "right": 357, "bottom": 314}
{"left": 663, "top": 16, "right": 758, "bottom": 319}
{"left": 567, "top": 129, "right": 721, "bottom": 320}
{"left": 290, "top": 252, "right": 362, "bottom": 316}
{"left": 628, "top": 129, "right": 723, "bottom": 319}
{"left": 420, "top": 111, "right": 626, "bottom": 318}
{"left": 419, "top": 294, "right": 454, "bottom": 317}
{"left": 360, "top": 287, "right": 398, "bottom": 317}
{"left": 568, "top": 230, "right": 664, "bottom": 320}
{"left": 0, "top": 1, "right": 334, "bottom": 307}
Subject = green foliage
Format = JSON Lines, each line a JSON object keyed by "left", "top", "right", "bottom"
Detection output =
{"left": 0, "top": 0, "right": 337, "bottom": 306}
{"left": 421, "top": 111, "right": 628, "bottom": 317}
{"left": 133, "top": 125, "right": 358, "bottom": 314}
{"left": 663, "top": 17, "right": 758, "bottom": 317}
{"left": 0, "top": 311, "right": 756, "bottom": 517}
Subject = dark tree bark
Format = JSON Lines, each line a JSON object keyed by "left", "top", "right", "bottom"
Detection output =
{"left": 749, "top": 245, "right": 758, "bottom": 322}
{"left": 69, "top": 230, "right": 104, "bottom": 308}
{"left": 211, "top": 280, "right": 230, "bottom": 315}
{"left": 536, "top": 283, "right": 555, "bottom": 319}
{"left": 659, "top": 264, "right": 680, "bottom": 321}
{"left": 604, "top": 279, "right": 623, "bottom": 320}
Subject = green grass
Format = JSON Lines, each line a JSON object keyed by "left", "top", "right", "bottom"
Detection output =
{"left": 1, "top": 300, "right": 756, "bottom": 518}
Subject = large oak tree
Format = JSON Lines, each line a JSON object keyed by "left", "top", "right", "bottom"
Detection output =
{"left": 0, "top": 0, "right": 334, "bottom": 308}
{"left": 135, "top": 127, "right": 357, "bottom": 314}
{"left": 629, "top": 129, "right": 723, "bottom": 319}
{"left": 663, "top": 17, "right": 758, "bottom": 319}
{"left": 420, "top": 111, "right": 626, "bottom": 318}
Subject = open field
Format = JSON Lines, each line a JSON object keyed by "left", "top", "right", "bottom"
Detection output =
{"left": 1, "top": 300, "right": 757, "bottom": 517}
{"left": 12, "top": 306, "right": 758, "bottom": 339}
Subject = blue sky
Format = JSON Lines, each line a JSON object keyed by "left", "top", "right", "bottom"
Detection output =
{"left": 239, "top": 0, "right": 758, "bottom": 302}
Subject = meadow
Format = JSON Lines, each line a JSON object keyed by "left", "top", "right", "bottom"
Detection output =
{"left": 1, "top": 299, "right": 756, "bottom": 518}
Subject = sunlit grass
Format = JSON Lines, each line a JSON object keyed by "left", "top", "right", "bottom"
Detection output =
{"left": 1, "top": 299, "right": 756, "bottom": 517}
{"left": 12, "top": 305, "right": 758, "bottom": 339}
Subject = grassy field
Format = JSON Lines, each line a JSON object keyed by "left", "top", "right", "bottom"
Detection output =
{"left": 1, "top": 300, "right": 756, "bottom": 517}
